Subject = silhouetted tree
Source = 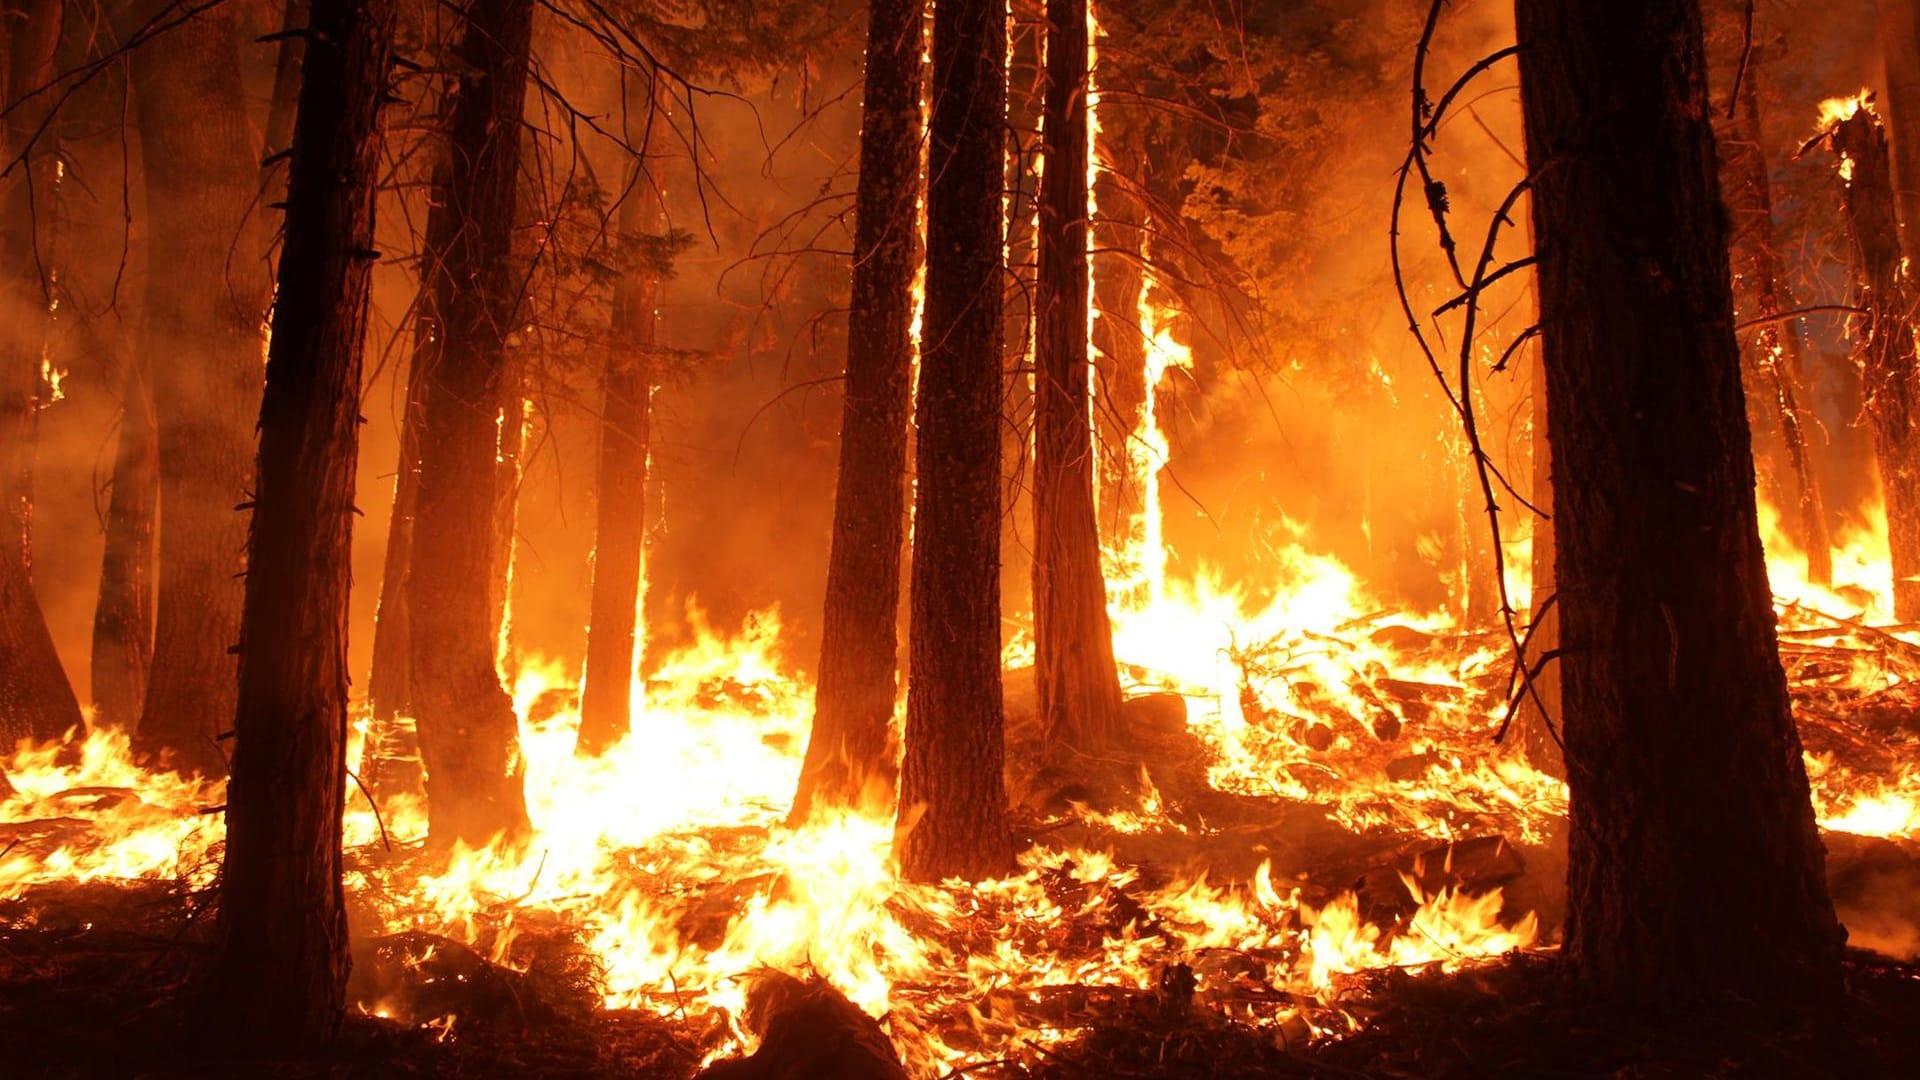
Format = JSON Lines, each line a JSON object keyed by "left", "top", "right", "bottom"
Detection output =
{"left": 788, "top": 0, "right": 924, "bottom": 820}
{"left": 408, "top": 0, "right": 536, "bottom": 847}
{"left": 1516, "top": 0, "right": 1844, "bottom": 1000}
{"left": 577, "top": 68, "right": 665, "bottom": 757}
{"left": 206, "top": 0, "right": 394, "bottom": 1045}
{"left": 895, "top": 0, "right": 1016, "bottom": 883}
{"left": 90, "top": 341, "right": 156, "bottom": 731}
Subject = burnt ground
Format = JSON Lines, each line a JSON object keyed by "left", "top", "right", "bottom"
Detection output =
{"left": 6, "top": 869, "right": 1920, "bottom": 1079}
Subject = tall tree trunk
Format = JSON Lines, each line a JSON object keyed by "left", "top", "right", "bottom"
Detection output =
{"left": 1515, "top": 0, "right": 1843, "bottom": 1001}
{"left": 408, "top": 0, "right": 534, "bottom": 848}
{"left": 576, "top": 68, "right": 663, "bottom": 758}
{"left": 363, "top": 372, "right": 421, "bottom": 797}
{"left": 788, "top": 0, "right": 923, "bottom": 820}
{"left": 895, "top": 0, "right": 1015, "bottom": 883}
{"left": 206, "top": 0, "right": 392, "bottom": 1045}
{"left": 1515, "top": 347, "right": 1562, "bottom": 778}
{"left": 1829, "top": 104, "right": 1920, "bottom": 623}
{"left": 90, "top": 337, "right": 156, "bottom": 731}
{"left": 489, "top": 352, "right": 526, "bottom": 672}
{"left": 1033, "top": 0, "right": 1123, "bottom": 758}
{"left": 1709, "top": 4, "right": 1833, "bottom": 583}
{"left": 0, "top": 0, "right": 81, "bottom": 745}
{"left": 1875, "top": 0, "right": 1920, "bottom": 243}
{"left": 127, "top": 5, "right": 270, "bottom": 775}
{"left": 1090, "top": 122, "right": 1148, "bottom": 532}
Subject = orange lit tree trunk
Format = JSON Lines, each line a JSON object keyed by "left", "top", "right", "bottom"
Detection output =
{"left": 576, "top": 69, "right": 663, "bottom": 757}
{"left": 363, "top": 374, "right": 421, "bottom": 796}
{"left": 207, "top": 0, "right": 392, "bottom": 1045}
{"left": 1830, "top": 105, "right": 1920, "bottom": 623}
{"left": 0, "top": 0, "right": 82, "bottom": 745}
{"left": 1708, "top": 4, "right": 1832, "bottom": 583}
{"left": 1090, "top": 122, "right": 1148, "bottom": 530}
{"left": 1516, "top": 0, "right": 1844, "bottom": 999}
{"left": 127, "top": 5, "right": 270, "bottom": 775}
{"left": 1875, "top": 0, "right": 1920, "bottom": 240}
{"left": 90, "top": 341, "right": 156, "bottom": 731}
{"left": 408, "top": 0, "right": 533, "bottom": 848}
{"left": 789, "top": 0, "right": 923, "bottom": 820}
{"left": 895, "top": 0, "right": 1015, "bottom": 883}
{"left": 1033, "top": 0, "right": 1123, "bottom": 758}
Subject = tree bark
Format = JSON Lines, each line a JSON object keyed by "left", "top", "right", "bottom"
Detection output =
{"left": 1830, "top": 104, "right": 1920, "bottom": 623}
{"left": 576, "top": 69, "right": 663, "bottom": 758}
{"left": 206, "top": 0, "right": 392, "bottom": 1046}
{"left": 127, "top": 4, "right": 270, "bottom": 775}
{"left": 787, "top": 0, "right": 923, "bottom": 820}
{"left": 1090, "top": 122, "right": 1148, "bottom": 532}
{"left": 895, "top": 0, "right": 1015, "bottom": 883}
{"left": 1515, "top": 0, "right": 1844, "bottom": 1001}
{"left": 1875, "top": 0, "right": 1920, "bottom": 243}
{"left": 408, "top": 0, "right": 534, "bottom": 848}
{"left": 90, "top": 337, "right": 156, "bottom": 731}
{"left": 1033, "top": 0, "right": 1124, "bottom": 758}
{"left": 0, "top": 0, "right": 82, "bottom": 745}
{"left": 363, "top": 367, "right": 421, "bottom": 797}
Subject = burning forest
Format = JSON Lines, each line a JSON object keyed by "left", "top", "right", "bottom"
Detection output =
{"left": 8, "top": 0, "right": 1920, "bottom": 1076}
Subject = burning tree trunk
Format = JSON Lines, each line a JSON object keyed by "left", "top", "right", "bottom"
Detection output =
{"left": 787, "top": 0, "right": 923, "bottom": 818}
{"left": 90, "top": 342, "right": 156, "bottom": 731}
{"left": 207, "top": 0, "right": 393, "bottom": 1044}
{"left": 1875, "top": 0, "right": 1920, "bottom": 240}
{"left": 127, "top": 5, "right": 271, "bottom": 775}
{"left": 1709, "top": 4, "right": 1832, "bottom": 583}
{"left": 895, "top": 0, "right": 1015, "bottom": 882}
{"left": 408, "top": 0, "right": 534, "bottom": 848}
{"left": 0, "top": 0, "right": 82, "bottom": 745}
{"left": 1515, "top": 0, "right": 1844, "bottom": 1000}
{"left": 1033, "top": 0, "right": 1124, "bottom": 757}
{"left": 1827, "top": 104, "right": 1920, "bottom": 623}
{"left": 576, "top": 70, "right": 664, "bottom": 758}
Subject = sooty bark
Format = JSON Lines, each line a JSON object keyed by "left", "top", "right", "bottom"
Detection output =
{"left": 895, "top": 0, "right": 1016, "bottom": 883}
{"left": 789, "top": 0, "right": 923, "bottom": 821}
{"left": 1516, "top": 0, "right": 1844, "bottom": 1002}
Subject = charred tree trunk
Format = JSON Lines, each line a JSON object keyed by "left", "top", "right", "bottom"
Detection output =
{"left": 1514, "top": 348, "right": 1563, "bottom": 778}
{"left": 895, "top": 0, "right": 1015, "bottom": 883}
{"left": 489, "top": 353, "right": 526, "bottom": 670}
{"left": 1516, "top": 0, "right": 1844, "bottom": 1000}
{"left": 0, "top": 0, "right": 81, "bottom": 745}
{"left": 1709, "top": 6, "right": 1832, "bottom": 582}
{"left": 1876, "top": 0, "right": 1920, "bottom": 241}
{"left": 576, "top": 71, "right": 664, "bottom": 758}
{"left": 408, "top": 0, "right": 534, "bottom": 848}
{"left": 206, "top": 0, "right": 393, "bottom": 1045}
{"left": 788, "top": 0, "right": 923, "bottom": 818}
{"left": 127, "top": 5, "right": 270, "bottom": 775}
{"left": 1033, "top": 0, "right": 1123, "bottom": 758}
{"left": 90, "top": 339, "right": 156, "bottom": 731}
{"left": 1830, "top": 105, "right": 1920, "bottom": 623}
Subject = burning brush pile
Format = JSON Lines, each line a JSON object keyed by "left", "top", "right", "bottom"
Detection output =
{"left": 3, "top": 519, "right": 1919, "bottom": 1077}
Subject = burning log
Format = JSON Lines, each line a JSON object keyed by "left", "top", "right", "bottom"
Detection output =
{"left": 1356, "top": 836, "right": 1526, "bottom": 921}
{"left": 696, "top": 970, "right": 906, "bottom": 1080}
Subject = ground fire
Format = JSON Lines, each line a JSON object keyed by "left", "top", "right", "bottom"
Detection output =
{"left": 6, "top": 0, "right": 1920, "bottom": 1076}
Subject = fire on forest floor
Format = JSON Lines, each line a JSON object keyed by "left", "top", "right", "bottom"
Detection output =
{"left": 5, "top": 513, "right": 1920, "bottom": 1077}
